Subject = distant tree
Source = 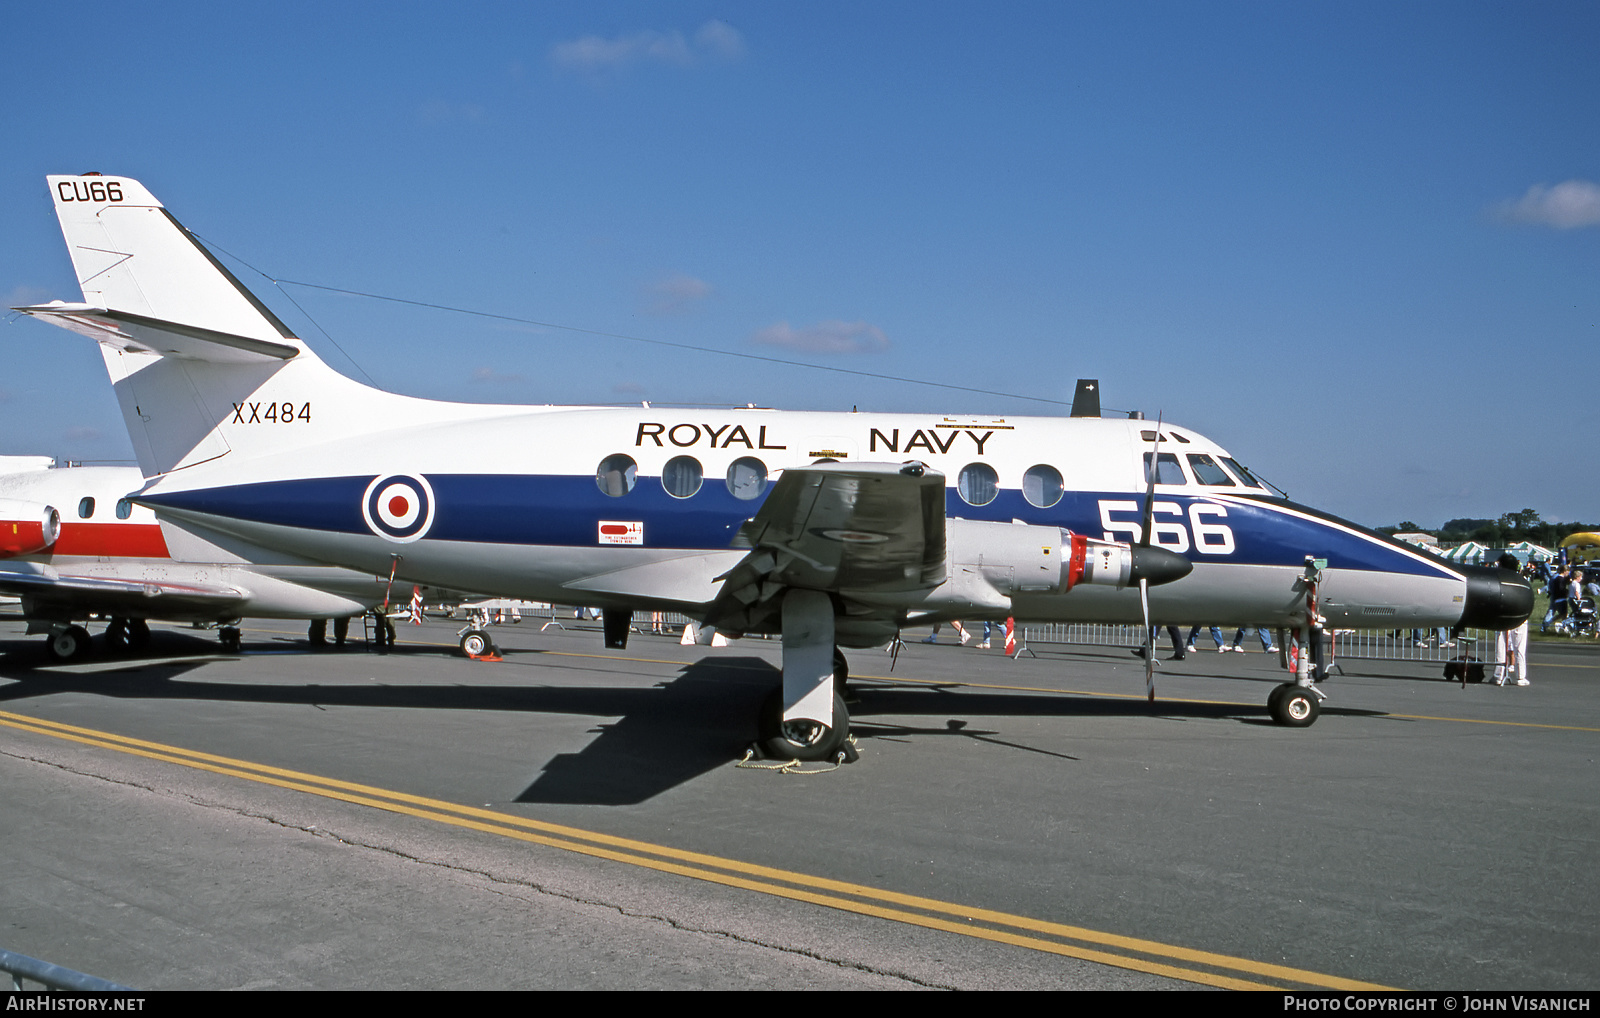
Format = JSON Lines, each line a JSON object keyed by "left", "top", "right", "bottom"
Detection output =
{"left": 1498, "top": 508, "right": 1544, "bottom": 534}
{"left": 1440, "top": 518, "right": 1494, "bottom": 542}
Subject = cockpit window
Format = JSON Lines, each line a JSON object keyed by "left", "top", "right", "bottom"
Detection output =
{"left": 1219, "top": 457, "right": 1264, "bottom": 488}
{"left": 1142, "top": 452, "right": 1187, "bottom": 485}
{"left": 1187, "top": 454, "right": 1235, "bottom": 486}
{"left": 1220, "top": 457, "right": 1290, "bottom": 498}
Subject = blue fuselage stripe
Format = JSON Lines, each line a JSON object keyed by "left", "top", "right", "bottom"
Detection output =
{"left": 140, "top": 475, "right": 1455, "bottom": 578}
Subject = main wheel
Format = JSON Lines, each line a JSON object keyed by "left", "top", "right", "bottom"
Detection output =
{"left": 47, "top": 625, "right": 92, "bottom": 663}
{"left": 127, "top": 619, "right": 151, "bottom": 650}
{"left": 460, "top": 630, "right": 491, "bottom": 657}
{"left": 833, "top": 647, "right": 852, "bottom": 698}
{"left": 103, "top": 619, "right": 129, "bottom": 654}
{"left": 1268, "top": 682, "right": 1321, "bottom": 727}
{"left": 219, "top": 626, "right": 242, "bottom": 653}
{"left": 757, "top": 688, "right": 850, "bottom": 761}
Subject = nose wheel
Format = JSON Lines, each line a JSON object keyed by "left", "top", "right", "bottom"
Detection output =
{"left": 1268, "top": 682, "right": 1322, "bottom": 727}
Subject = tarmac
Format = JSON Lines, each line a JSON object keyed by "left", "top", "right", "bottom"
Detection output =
{"left": 2, "top": 613, "right": 1597, "bottom": 990}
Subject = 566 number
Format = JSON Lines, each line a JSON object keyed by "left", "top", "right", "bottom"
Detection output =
{"left": 1098, "top": 499, "right": 1236, "bottom": 555}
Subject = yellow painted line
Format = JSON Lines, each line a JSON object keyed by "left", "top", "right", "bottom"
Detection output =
{"left": 853, "top": 674, "right": 1600, "bottom": 732}
{"left": 1377, "top": 713, "right": 1600, "bottom": 732}
{"left": 0, "top": 708, "right": 1388, "bottom": 992}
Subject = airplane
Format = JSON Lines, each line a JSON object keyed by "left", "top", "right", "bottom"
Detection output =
{"left": 0, "top": 455, "right": 396, "bottom": 660}
{"left": 12, "top": 174, "right": 1533, "bottom": 760}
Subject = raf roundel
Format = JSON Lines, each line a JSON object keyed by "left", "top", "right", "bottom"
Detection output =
{"left": 361, "top": 474, "right": 436, "bottom": 543}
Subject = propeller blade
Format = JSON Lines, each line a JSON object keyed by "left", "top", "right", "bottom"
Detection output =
{"left": 1138, "top": 414, "right": 1164, "bottom": 549}
{"left": 1140, "top": 577, "right": 1155, "bottom": 703}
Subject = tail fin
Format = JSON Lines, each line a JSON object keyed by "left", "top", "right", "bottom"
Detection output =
{"left": 43, "top": 174, "right": 301, "bottom": 348}
{"left": 17, "top": 175, "right": 490, "bottom": 478}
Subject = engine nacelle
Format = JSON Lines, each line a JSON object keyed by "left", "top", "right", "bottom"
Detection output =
{"left": 945, "top": 519, "right": 1137, "bottom": 595}
{"left": 942, "top": 518, "right": 1193, "bottom": 604}
{"left": 0, "top": 499, "right": 61, "bottom": 558}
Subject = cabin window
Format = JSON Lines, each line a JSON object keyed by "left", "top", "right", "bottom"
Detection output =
{"left": 661, "top": 456, "right": 703, "bottom": 499}
{"left": 726, "top": 457, "right": 768, "bottom": 500}
{"left": 1022, "top": 464, "right": 1064, "bottom": 508}
{"left": 115, "top": 498, "right": 134, "bottom": 519}
{"left": 957, "top": 463, "right": 999, "bottom": 506}
{"left": 1186, "top": 454, "right": 1235, "bottom": 486}
{"left": 78, "top": 497, "right": 95, "bottom": 519}
{"left": 596, "top": 454, "right": 637, "bottom": 497}
{"left": 1142, "top": 452, "right": 1187, "bottom": 485}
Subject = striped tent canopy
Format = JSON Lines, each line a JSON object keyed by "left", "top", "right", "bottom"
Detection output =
{"left": 1504, "top": 541, "right": 1554, "bottom": 563}
{"left": 1441, "top": 541, "right": 1487, "bottom": 564}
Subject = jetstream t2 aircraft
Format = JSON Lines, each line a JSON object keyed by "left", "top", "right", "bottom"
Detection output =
{"left": 15, "top": 174, "right": 1531, "bottom": 760}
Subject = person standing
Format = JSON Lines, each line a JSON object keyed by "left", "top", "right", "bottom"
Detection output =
{"left": 1134, "top": 625, "right": 1186, "bottom": 661}
{"left": 1541, "top": 565, "right": 1571, "bottom": 633}
{"left": 1230, "top": 627, "right": 1277, "bottom": 653}
{"left": 1496, "top": 553, "right": 1531, "bottom": 686}
{"left": 1185, "top": 625, "right": 1227, "bottom": 653}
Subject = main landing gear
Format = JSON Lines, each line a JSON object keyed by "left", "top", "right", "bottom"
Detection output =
{"left": 46, "top": 624, "right": 93, "bottom": 663}
{"left": 43, "top": 617, "right": 153, "bottom": 663}
{"left": 752, "top": 590, "right": 857, "bottom": 764}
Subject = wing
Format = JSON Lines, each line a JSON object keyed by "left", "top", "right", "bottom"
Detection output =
{"left": 705, "top": 461, "right": 946, "bottom": 637}
{"left": 0, "top": 563, "right": 248, "bottom": 621}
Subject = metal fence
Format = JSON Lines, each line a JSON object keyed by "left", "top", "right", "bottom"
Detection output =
{"left": 461, "top": 602, "right": 1505, "bottom": 664}
{"left": 1016, "top": 622, "right": 1505, "bottom": 663}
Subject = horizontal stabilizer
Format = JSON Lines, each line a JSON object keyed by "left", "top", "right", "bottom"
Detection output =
{"left": 14, "top": 302, "right": 300, "bottom": 363}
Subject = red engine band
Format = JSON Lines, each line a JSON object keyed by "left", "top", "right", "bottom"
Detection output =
{"left": 1066, "top": 532, "right": 1088, "bottom": 590}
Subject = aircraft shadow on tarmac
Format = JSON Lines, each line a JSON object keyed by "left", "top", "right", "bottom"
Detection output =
{"left": 1, "top": 633, "right": 1391, "bottom": 804}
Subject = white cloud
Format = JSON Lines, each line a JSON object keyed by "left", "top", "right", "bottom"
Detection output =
{"left": 695, "top": 20, "right": 747, "bottom": 60}
{"left": 644, "top": 274, "right": 714, "bottom": 316}
{"left": 551, "top": 20, "right": 745, "bottom": 73}
{"left": 1496, "top": 180, "right": 1600, "bottom": 229}
{"left": 750, "top": 320, "right": 890, "bottom": 355}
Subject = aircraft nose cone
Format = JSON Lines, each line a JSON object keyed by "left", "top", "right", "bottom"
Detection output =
{"left": 1457, "top": 564, "right": 1535, "bottom": 630}
{"left": 1129, "top": 545, "right": 1193, "bottom": 587}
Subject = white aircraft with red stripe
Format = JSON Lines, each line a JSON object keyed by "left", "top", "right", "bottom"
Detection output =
{"left": 12, "top": 175, "right": 1532, "bottom": 760}
{"left": 0, "top": 456, "right": 387, "bottom": 659}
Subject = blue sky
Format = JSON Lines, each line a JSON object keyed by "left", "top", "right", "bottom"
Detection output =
{"left": 2, "top": 1, "right": 1596, "bottom": 528}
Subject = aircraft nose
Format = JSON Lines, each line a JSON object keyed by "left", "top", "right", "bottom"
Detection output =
{"left": 1457, "top": 564, "right": 1535, "bottom": 631}
{"left": 1129, "top": 545, "right": 1193, "bottom": 587}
